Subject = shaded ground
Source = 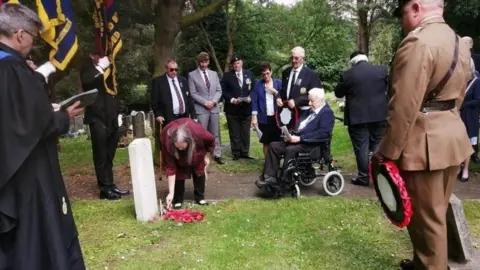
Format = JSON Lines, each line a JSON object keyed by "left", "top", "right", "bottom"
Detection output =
{"left": 65, "top": 164, "right": 480, "bottom": 201}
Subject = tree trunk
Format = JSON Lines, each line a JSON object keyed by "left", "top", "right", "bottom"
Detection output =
{"left": 200, "top": 23, "right": 223, "bottom": 76}
{"left": 356, "top": 0, "right": 370, "bottom": 55}
{"left": 224, "top": 0, "right": 237, "bottom": 72}
{"left": 152, "top": 0, "right": 228, "bottom": 78}
{"left": 153, "top": 1, "right": 185, "bottom": 78}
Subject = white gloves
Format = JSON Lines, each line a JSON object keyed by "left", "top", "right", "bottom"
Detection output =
{"left": 36, "top": 61, "right": 56, "bottom": 82}
{"left": 97, "top": 56, "right": 111, "bottom": 70}
{"left": 52, "top": 103, "right": 60, "bottom": 111}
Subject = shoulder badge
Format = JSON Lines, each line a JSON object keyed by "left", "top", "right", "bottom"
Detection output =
{"left": 62, "top": 197, "right": 68, "bottom": 215}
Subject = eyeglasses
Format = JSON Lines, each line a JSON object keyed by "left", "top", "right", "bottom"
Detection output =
{"left": 15, "top": 29, "right": 39, "bottom": 44}
{"left": 291, "top": 56, "right": 301, "bottom": 61}
{"left": 169, "top": 68, "right": 179, "bottom": 72}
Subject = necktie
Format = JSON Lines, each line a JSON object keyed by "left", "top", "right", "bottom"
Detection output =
{"left": 203, "top": 71, "right": 210, "bottom": 91}
{"left": 299, "top": 111, "right": 316, "bottom": 131}
{"left": 172, "top": 78, "right": 185, "bottom": 114}
{"left": 237, "top": 72, "right": 242, "bottom": 87}
{"left": 288, "top": 70, "right": 297, "bottom": 98}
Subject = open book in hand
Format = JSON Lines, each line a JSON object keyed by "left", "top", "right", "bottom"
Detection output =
{"left": 281, "top": 126, "right": 292, "bottom": 140}
{"left": 58, "top": 89, "right": 99, "bottom": 110}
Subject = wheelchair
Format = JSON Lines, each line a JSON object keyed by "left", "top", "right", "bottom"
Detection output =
{"left": 256, "top": 135, "right": 345, "bottom": 199}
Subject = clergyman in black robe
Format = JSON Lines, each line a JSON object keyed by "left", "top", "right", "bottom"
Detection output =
{"left": 0, "top": 4, "right": 85, "bottom": 270}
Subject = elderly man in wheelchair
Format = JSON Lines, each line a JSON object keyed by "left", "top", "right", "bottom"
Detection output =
{"left": 255, "top": 88, "right": 345, "bottom": 198}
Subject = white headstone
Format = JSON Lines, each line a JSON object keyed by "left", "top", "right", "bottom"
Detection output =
{"left": 128, "top": 138, "right": 159, "bottom": 222}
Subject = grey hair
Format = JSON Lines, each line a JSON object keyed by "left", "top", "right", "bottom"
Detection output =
{"left": 0, "top": 4, "right": 43, "bottom": 38}
{"left": 167, "top": 123, "right": 196, "bottom": 165}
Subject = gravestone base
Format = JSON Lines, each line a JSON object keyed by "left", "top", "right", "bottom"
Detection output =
{"left": 447, "top": 194, "right": 478, "bottom": 269}
{"left": 449, "top": 252, "right": 480, "bottom": 270}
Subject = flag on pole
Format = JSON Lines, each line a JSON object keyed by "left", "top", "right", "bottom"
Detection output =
{"left": 93, "top": 0, "right": 122, "bottom": 96}
{"left": 36, "top": 0, "right": 78, "bottom": 71}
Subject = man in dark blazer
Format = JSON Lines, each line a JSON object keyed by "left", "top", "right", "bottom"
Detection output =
{"left": 334, "top": 51, "right": 388, "bottom": 187}
{"left": 256, "top": 88, "right": 335, "bottom": 186}
{"left": 150, "top": 59, "right": 197, "bottom": 160}
{"left": 277, "top": 46, "right": 322, "bottom": 115}
{"left": 221, "top": 55, "right": 256, "bottom": 160}
{"left": 81, "top": 54, "right": 130, "bottom": 200}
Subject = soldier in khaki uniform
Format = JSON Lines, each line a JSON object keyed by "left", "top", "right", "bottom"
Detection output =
{"left": 373, "top": 0, "right": 473, "bottom": 269}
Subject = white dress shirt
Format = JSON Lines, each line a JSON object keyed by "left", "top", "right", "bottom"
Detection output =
{"left": 286, "top": 64, "right": 303, "bottom": 99}
{"left": 265, "top": 82, "right": 275, "bottom": 116}
{"left": 231, "top": 69, "right": 244, "bottom": 103}
{"left": 199, "top": 68, "right": 210, "bottom": 85}
{"left": 167, "top": 76, "right": 185, "bottom": 115}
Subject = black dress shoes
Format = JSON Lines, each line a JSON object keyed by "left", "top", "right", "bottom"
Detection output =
{"left": 214, "top": 156, "right": 225, "bottom": 165}
{"left": 399, "top": 259, "right": 414, "bottom": 270}
{"left": 99, "top": 189, "right": 121, "bottom": 200}
{"left": 351, "top": 177, "right": 369, "bottom": 187}
{"left": 240, "top": 155, "right": 254, "bottom": 160}
{"left": 112, "top": 186, "right": 130, "bottom": 196}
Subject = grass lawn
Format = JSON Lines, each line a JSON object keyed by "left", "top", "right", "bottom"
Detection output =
{"left": 74, "top": 198, "right": 480, "bottom": 270}
{"left": 61, "top": 93, "right": 480, "bottom": 269}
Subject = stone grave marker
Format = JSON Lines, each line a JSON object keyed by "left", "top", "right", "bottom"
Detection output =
{"left": 132, "top": 111, "right": 146, "bottom": 138}
{"left": 128, "top": 138, "right": 159, "bottom": 222}
{"left": 447, "top": 193, "right": 480, "bottom": 270}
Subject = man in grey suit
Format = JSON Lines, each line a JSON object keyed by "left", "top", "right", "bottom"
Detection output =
{"left": 188, "top": 52, "right": 225, "bottom": 164}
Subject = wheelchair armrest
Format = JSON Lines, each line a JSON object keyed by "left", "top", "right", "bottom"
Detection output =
{"left": 302, "top": 138, "right": 330, "bottom": 144}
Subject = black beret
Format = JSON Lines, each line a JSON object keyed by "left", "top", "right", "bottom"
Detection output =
{"left": 230, "top": 55, "right": 242, "bottom": 64}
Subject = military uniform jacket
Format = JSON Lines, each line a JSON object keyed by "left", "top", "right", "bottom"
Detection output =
{"left": 378, "top": 17, "right": 473, "bottom": 171}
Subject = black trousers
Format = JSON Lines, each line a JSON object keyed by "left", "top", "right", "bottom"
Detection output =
{"left": 89, "top": 120, "right": 120, "bottom": 192}
{"left": 263, "top": 141, "right": 313, "bottom": 178}
{"left": 226, "top": 114, "right": 251, "bottom": 157}
{"left": 347, "top": 121, "right": 386, "bottom": 181}
{"left": 173, "top": 173, "right": 206, "bottom": 204}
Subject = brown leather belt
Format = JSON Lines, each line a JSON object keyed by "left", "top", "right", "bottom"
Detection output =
{"left": 420, "top": 100, "right": 455, "bottom": 113}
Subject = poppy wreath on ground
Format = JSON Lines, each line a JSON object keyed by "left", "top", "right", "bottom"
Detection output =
{"left": 275, "top": 100, "right": 299, "bottom": 131}
{"left": 369, "top": 160, "right": 413, "bottom": 228}
{"left": 162, "top": 209, "right": 205, "bottom": 223}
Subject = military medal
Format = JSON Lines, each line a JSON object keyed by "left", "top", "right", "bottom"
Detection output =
{"left": 62, "top": 197, "right": 68, "bottom": 215}
{"left": 300, "top": 87, "right": 306, "bottom": 94}
{"left": 246, "top": 78, "right": 251, "bottom": 90}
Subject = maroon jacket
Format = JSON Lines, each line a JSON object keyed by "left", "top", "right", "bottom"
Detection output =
{"left": 161, "top": 118, "right": 215, "bottom": 179}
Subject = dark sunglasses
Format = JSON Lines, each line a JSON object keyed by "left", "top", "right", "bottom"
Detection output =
{"left": 169, "top": 68, "right": 179, "bottom": 72}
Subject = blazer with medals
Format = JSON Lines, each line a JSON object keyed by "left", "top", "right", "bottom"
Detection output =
{"left": 150, "top": 74, "right": 197, "bottom": 124}
{"left": 280, "top": 65, "right": 322, "bottom": 109}
{"left": 377, "top": 17, "right": 473, "bottom": 171}
{"left": 188, "top": 68, "right": 222, "bottom": 114}
{"left": 221, "top": 69, "right": 256, "bottom": 117}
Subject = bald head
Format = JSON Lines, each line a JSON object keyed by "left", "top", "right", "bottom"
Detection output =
{"left": 400, "top": 0, "right": 444, "bottom": 35}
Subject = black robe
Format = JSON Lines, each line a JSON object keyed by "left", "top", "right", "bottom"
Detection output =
{"left": 0, "top": 43, "right": 85, "bottom": 269}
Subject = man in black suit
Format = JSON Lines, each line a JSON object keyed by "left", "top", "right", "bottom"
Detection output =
{"left": 221, "top": 55, "right": 256, "bottom": 160}
{"left": 81, "top": 54, "right": 130, "bottom": 200}
{"left": 150, "top": 59, "right": 197, "bottom": 155}
{"left": 334, "top": 51, "right": 388, "bottom": 186}
{"left": 277, "top": 46, "right": 322, "bottom": 116}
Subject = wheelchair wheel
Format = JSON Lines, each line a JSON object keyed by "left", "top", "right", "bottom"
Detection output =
{"left": 322, "top": 171, "right": 345, "bottom": 196}
{"left": 291, "top": 184, "right": 300, "bottom": 198}
{"left": 299, "top": 176, "right": 317, "bottom": 187}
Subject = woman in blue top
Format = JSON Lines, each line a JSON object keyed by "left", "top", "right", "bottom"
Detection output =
{"left": 251, "top": 62, "right": 282, "bottom": 157}
{"left": 459, "top": 70, "right": 480, "bottom": 182}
